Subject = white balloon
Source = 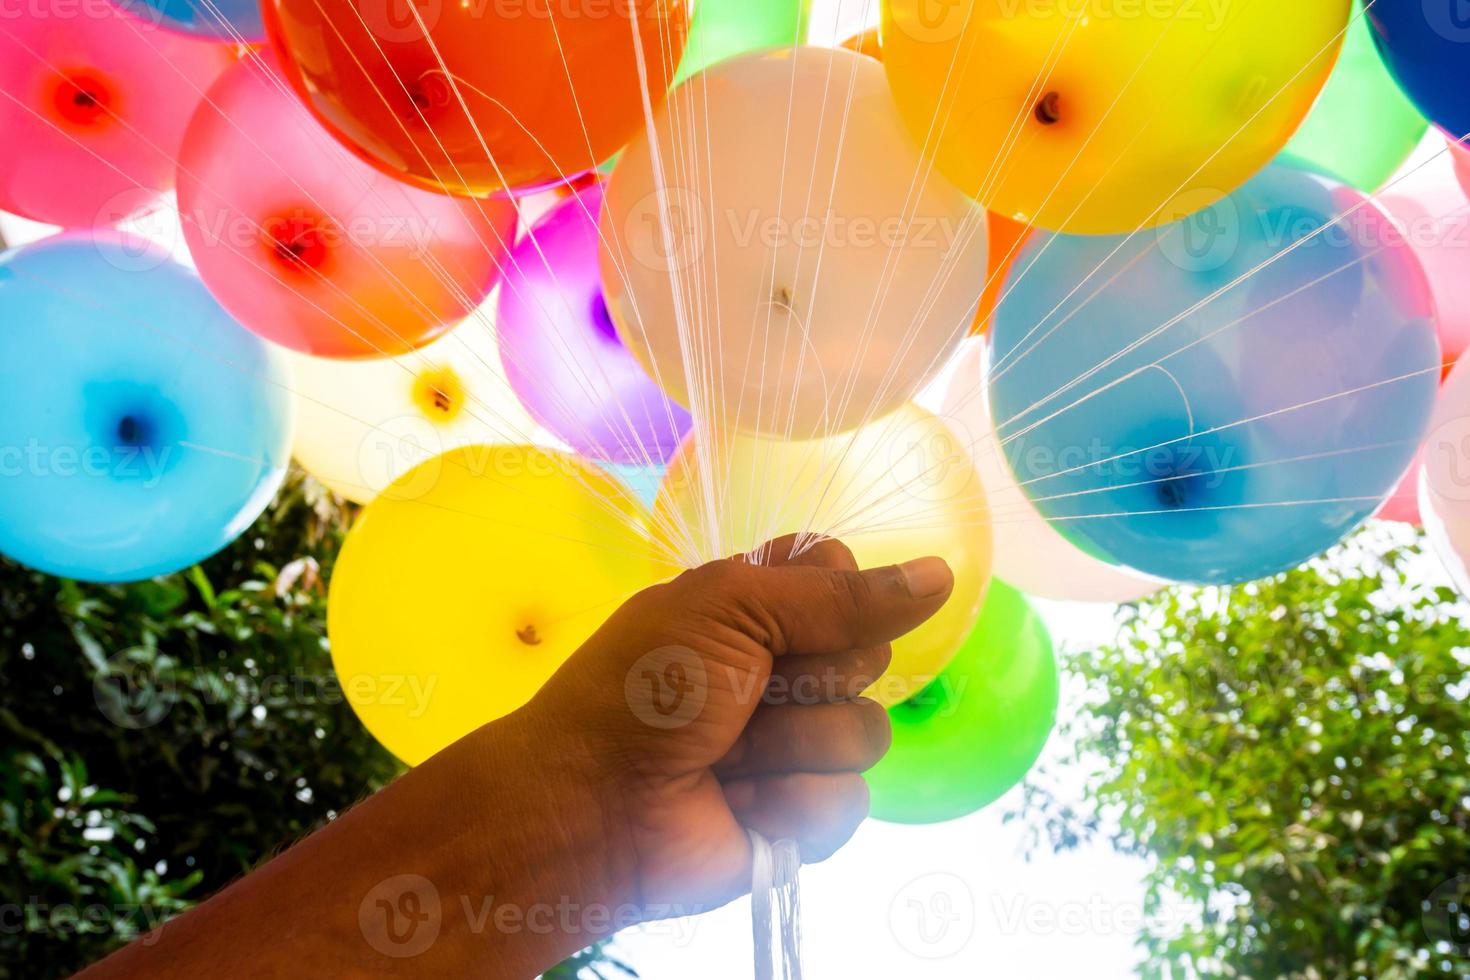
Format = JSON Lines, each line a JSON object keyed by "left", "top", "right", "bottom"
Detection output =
{"left": 1420, "top": 356, "right": 1470, "bottom": 595}
{"left": 941, "top": 338, "right": 1163, "bottom": 604}
{"left": 288, "top": 316, "right": 535, "bottom": 503}
{"left": 599, "top": 46, "right": 987, "bottom": 440}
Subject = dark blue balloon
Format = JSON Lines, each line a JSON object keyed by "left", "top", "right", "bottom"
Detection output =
{"left": 1366, "top": 1, "right": 1470, "bottom": 139}
{"left": 0, "top": 232, "right": 292, "bottom": 582}
{"left": 115, "top": 0, "right": 265, "bottom": 42}
{"left": 988, "top": 163, "right": 1440, "bottom": 585}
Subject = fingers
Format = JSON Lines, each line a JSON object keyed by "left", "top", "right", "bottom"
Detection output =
{"left": 680, "top": 551, "right": 955, "bottom": 657}
{"left": 714, "top": 698, "right": 891, "bottom": 777}
{"left": 757, "top": 536, "right": 895, "bottom": 699}
{"left": 765, "top": 643, "right": 892, "bottom": 704}
{"left": 724, "top": 772, "right": 870, "bottom": 864}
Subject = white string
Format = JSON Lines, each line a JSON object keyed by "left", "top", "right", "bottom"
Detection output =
{"left": 748, "top": 829, "right": 803, "bottom": 980}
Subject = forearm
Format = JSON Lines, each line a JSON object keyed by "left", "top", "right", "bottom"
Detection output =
{"left": 78, "top": 705, "right": 637, "bottom": 980}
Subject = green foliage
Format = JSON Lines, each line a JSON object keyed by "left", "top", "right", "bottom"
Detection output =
{"left": 0, "top": 473, "right": 401, "bottom": 977}
{"left": 1018, "top": 525, "right": 1470, "bottom": 978}
{"left": 0, "top": 472, "right": 625, "bottom": 979}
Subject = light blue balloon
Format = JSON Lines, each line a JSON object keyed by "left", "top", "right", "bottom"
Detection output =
{"left": 0, "top": 233, "right": 293, "bottom": 582}
{"left": 988, "top": 163, "right": 1440, "bottom": 585}
{"left": 115, "top": 0, "right": 265, "bottom": 42}
{"left": 596, "top": 460, "right": 665, "bottom": 510}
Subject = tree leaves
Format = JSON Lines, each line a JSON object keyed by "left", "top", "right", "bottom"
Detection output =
{"left": 1015, "top": 524, "right": 1470, "bottom": 978}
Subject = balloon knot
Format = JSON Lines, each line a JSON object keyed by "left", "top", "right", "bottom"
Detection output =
{"left": 1034, "top": 91, "right": 1062, "bottom": 126}
{"left": 516, "top": 625, "right": 542, "bottom": 646}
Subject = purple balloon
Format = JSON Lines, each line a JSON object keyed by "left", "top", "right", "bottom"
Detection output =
{"left": 497, "top": 185, "right": 690, "bottom": 464}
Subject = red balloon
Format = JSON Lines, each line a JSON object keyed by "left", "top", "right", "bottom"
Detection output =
{"left": 262, "top": 0, "right": 689, "bottom": 196}
{"left": 177, "top": 55, "right": 517, "bottom": 359}
{"left": 0, "top": 4, "right": 235, "bottom": 227}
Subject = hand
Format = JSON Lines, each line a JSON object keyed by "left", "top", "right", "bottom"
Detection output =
{"left": 521, "top": 534, "right": 955, "bottom": 917}
{"left": 77, "top": 535, "right": 954, "bottom": 980}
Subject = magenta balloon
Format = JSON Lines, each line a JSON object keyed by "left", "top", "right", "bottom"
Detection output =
{"left": 496, "top": 186, "right": 690, "bottom": 464}
{"left": 0, "top": 4, "right": 235, "bottom": 227}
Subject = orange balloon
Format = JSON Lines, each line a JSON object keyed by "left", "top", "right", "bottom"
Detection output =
{"left": 840, "top": 28, "right": 882, "bottom": 61}
{"left": 262, "top": 0, "right": 689, "bottom": 196}
{"left": 971, "top": 212, "right": 1030, "bottom": 336}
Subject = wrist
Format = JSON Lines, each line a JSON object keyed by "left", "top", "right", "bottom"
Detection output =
{"left": 459, "top": 697, "right": 644, "bottom": 951}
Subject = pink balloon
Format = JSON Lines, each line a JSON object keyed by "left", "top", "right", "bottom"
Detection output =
{"left": 1421, "top": 357, "right": 1470, "bottom": 595}
{"left": 1379, "top": 444, "right": 1426, "bottom": 525}
{"left": 0, "top": 2, "right": 235, "bottom": 227}
{"left": 176, "top": 55, "right": 518, "bottom": 359}
{"left": 1373, "top": 143, "right": 1470, "bottom": 526}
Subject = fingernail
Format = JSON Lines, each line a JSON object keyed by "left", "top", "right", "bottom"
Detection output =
{"left": 899, "top": 556, "right": 952, "bottom": 599}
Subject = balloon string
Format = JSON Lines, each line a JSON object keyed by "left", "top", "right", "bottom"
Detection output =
{"left": 748, "top": 830, "right": 803, "bottom": 980}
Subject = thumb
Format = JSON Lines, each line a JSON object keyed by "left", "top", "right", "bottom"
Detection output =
{"left": 683, "top": 552, "right": 955, "bottom": 657}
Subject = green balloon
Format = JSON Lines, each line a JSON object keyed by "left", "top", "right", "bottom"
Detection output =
{"left": 674, "top": 0, "right": 810, "bottom": 85}
{"left": 868, "top": 581, "right": 1058, "bottom": 825}
{"left": 1282, "top": 11, "right": 1426, "bottom": 192}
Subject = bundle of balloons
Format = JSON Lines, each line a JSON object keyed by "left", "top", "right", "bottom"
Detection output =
{"left": 5, "top": 0, "right": 1470, "bottom": 826}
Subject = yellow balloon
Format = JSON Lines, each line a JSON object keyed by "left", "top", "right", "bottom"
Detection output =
{"left": 880, "top": 0, "right": 1349, "bottom": 233}
{"left": 328, "top": 445, "right": 670, "bottom": 765}
{"left": 288, "top": 319, "right": 535, "bottom": 504}
{"left": 654, "top": 405, "right": 991, "bottom": 706}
